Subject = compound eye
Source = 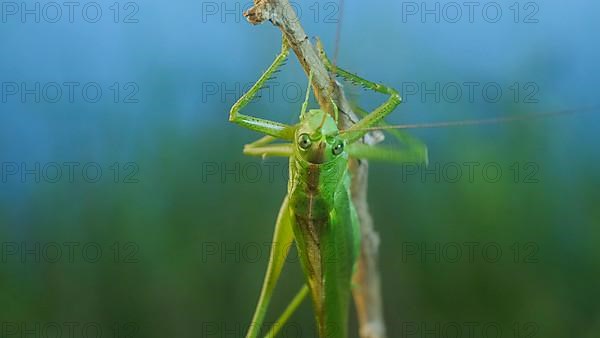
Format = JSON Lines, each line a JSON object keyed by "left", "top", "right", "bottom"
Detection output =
{"left": 332, "top": 140, "right": 344, "bottom": 156}
{"left": 298, "top": 134, "right": 312, "bottom": 150}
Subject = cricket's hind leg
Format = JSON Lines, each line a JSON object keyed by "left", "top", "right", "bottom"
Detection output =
{"left": 245, "top": 195, "right": 295, "bottom": 338}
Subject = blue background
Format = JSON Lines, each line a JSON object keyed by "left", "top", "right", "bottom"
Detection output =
{"left": 1, "top": 0, "right": 599, "bottom": 337}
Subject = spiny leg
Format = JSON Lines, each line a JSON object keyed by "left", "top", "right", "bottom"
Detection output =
{"left": 316, "top": 40, "right": 402, "bottom": 143}
{"left": 246, "top": 195, "right": 295, "bottom": 338}
{"left": 230, "top": 37, "right": 295, "bottom": 140}
{"left": 329, "top": 67, "right": 400, "bottom": 142}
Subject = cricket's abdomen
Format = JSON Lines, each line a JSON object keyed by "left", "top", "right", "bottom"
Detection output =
{"left": 289, "top": 163, "right": 331, "bottom": 310}
{"left": 288, "top": 158, "right": 359, "bottom": 338}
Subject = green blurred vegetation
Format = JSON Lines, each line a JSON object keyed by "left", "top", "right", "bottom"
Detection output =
{"left": 1, "top": 113, "right": 599, "bottom": 337}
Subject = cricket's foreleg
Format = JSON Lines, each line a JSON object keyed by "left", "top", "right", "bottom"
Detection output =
{"left": 230, "top": 37, "right": 295, "bottom": 140}
{"left": 246, "top": 196, "right": 295, "bottom": 338}
{"left": 243, "top": 136, "right": 293, "bottom": 158}
{"left": 316, "top": 40, "right": 401, "bottom": 142}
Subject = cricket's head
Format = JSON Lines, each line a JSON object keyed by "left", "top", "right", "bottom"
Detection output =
{"left": 295, "top": 109, "right": 346, "bottom": 164}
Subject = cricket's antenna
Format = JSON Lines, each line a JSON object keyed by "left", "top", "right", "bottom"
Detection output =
{"left": 333, "top": 0, "right": 345, "bottom": 71}
{"left": 339, "top": 106, "right": 598, "bottom": 134}
{"left": 317, "top": 107, "right": 329, "bottom": 132}
{"left": 301, "top": 71, "right": 314, "bottom": 118}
